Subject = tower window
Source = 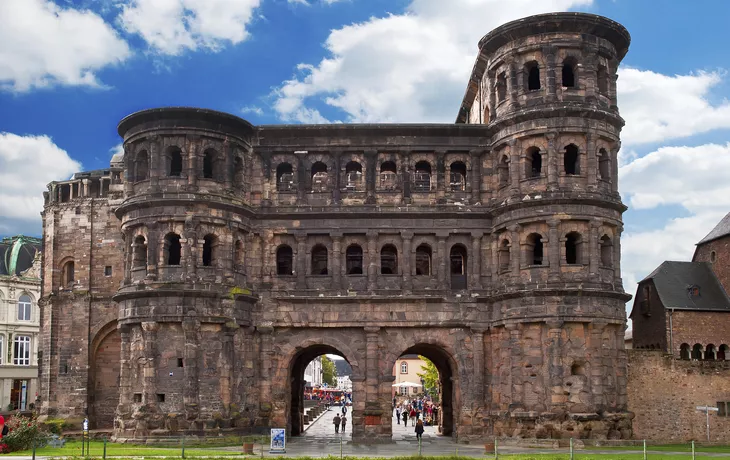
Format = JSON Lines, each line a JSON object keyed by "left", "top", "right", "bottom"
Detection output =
{"left": 498, "top": 155, "right": 509, "bottom": 187}
{"left": 276, "top": 163, "right": 294, "bottom": 191}
{"left": 526, "top": 147, "right": 542, "bottom": 178}
{"left": 169, "top": 147, "right": 183, "bottom": 177}
{"left": 380, "top": 245, "right": 398, "bottom": 275}
{"left": 414, "top": 161, "right": 432, "bottom": 192}
{"left": 527, "top": 233, "right": 543, "bottom": 266}
{"left": 133, "top": 235, "right": 148, "bottom": 270}
{"left": 165, "top": 233, "right": 182, "bottom": 266}
{"left": 600, "top": 235, "right": 613, "bottom": 267}
{"left": 345, "top": 161, "right": 363, "bottom": 191}
{"left": 234, "top": 156, "right": 244, "bottom": 186}
{"left": 449, "top": 162, "right": 466, "bottom": 191}
{"left": 276, "top": 245, "right": 294, "bottom": 276}
{"left": 499, "top": 239, "right": 510, "bottom": 272}
{"left": 598, "top": 148, "right": 610, "bottom": 181}
{"left": 526, "top": 62, "right": 540, "bottom": 91}
{"left": 62, "top": 261, "right": 75, "bottom": 288}
{"left": 311, "top": 245, "right": 328, "bottom": 275}
{"left": 565, "top": 232, "right": 581, "bottom": 264}
{"left": 311, "top": 161, "right": 328, "bottom": 192}
{"left": 564, "top": 144, "right": 579, "bottom": 175}
{"left": 379, "top": 161, "right": 398, "bottom": 190}
{"left": 202, "top": 234, "right": 216, "bottom": 267}
{"left": 415, "top": 244, "right": 432, "bottom": 276}
{"left": 497, "top": 72, "right": 507, "bottom": 103}
{"left": 135, "top": 150, "right": 149, "bottom": 182}
{"left": 346, "top": 245, "right": 363, "bottom": 275}
{"left": 562, "top": 58, "right": 576, "bottom": 88}
{"left": 202, "top": 149, "right": 217, "bottom": 179}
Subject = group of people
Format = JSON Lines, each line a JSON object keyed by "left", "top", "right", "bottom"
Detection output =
{"left": 332, "top": 404, "right": 348, "bottom": 433}
{"left": 393, "top": 397, "right": 439, "bottom": 439}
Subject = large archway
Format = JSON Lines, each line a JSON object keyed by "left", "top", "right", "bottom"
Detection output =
{"left": 289, "top": 345, "right": 353, "bottom": 436}
{"left": 89, "top": 323, "right": 121, "bottom": 429}
{"left": 392, "top": 343, "right": 457, "bottom": 437}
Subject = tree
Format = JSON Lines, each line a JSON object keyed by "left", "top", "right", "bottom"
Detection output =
{"left": 322, "top": 355, "right": 338, "bottom": 386}
{"left": 417, "top": 356, "right": 439, "bottom": 398}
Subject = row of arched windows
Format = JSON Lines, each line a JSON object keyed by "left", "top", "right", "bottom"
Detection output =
{"left": 131, "top": 233, "right": 235, "bottom": 269}
{"left": 131, "top": 147, "right": 244, "bottom": 184}
{"left": 498, "top": 231, "right": 614, "bottom": 271}
{"left": 498, "top": 145, "right": 611, "bottom": 187}
{"left": 679, "top": 343, "right": 730, "bottom": 361}
{"left": 275, "top": 160, "right": 468, "bottom": 193}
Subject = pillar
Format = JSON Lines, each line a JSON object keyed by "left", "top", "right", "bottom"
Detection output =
{"left": 141, "top": 321, "right": 160, "bottom": 407}
{"left": 363, "top": 326, "right": 381, "bottom": 432}
{"left": 367, "top": 230, "right": 378, "bottom": 291}
{"left": 296, "top": 233, "right": 307, "bottom": 289}
{"left": 117, "top": 325, "right": 132, "bottom": 409}
{"left": 507, "top": 59, "right": 519, "bottom": 109}
{"left": 548, "top": 219, "right": 560, "bottom": 281}
{"left": 586, "top": 133, "right": 597, "bottom": 189}
{"left": 182, "top": 318, "right": 200, "bottom": 420}
{"left": 589, "top": 219, "right": 601, "bottom": 275}
{"left": 546, "top": 132, "right": 558, "bottom": 190}
{"left": 545, "top": 320, "right": 565, "bottom": 411}
{"left": 509, "top": 225, "right": 520, "bottom": 278}
{"left": 470, "top": 232, "right": 482, "bottom": 289}
{"left": 401, "top": 231, "right": 413, "bottom": 294}
{"left": 545, "top": 46, "right": 557, "bottom": 102}
{"left": 437, "top": 234, "right": 448, "bottom": 287}
{"left": 469, "top": 150, "right": 482, "bottom": 204}
{"left": 332, "top": 233, "right": 343, "bottom": 289}
{"left": 224, "top": 141, "right": 233, "bottom": 189}
{"left": 149, "top": 135, "right": 161, "bottom": 191}
{"left": 186, "top": 135, "right": 199, "bottom": 189}
{"left": 487, "top": 71, "right": 497, "bottom": 122}
{"left": 471, "top": 328, "right": 486, "bottom": 403}
{"left": 614, "top": 225, "right": 623, "bottom": 284}
{"left": 258, "top": 325, "right": 274, "bottom": 415}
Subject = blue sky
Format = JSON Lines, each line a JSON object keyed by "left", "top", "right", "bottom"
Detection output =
{"left": 2, "top": 0, "right": 730, "bottom": 308}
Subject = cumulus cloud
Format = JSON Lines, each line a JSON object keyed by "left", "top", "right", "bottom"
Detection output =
{"left": 272, "top": 0, "right": 592, "bottom": 123}
{"left": 119, "top": 0, "right": 261, "bottom": 56}
{"left": 0, "top": 0, "right": 131, "bottom": 92}
{"left": 619, "top": 143, "right": 730, "bottom": 308}
{"left": 0, "top": 133, "right": 81, "bottom": 236}
{"left": 241, "top": 105, "right": 264, "bottom": 116}
{"left": 617, "top": 68, "right": 730, "bottom": 146}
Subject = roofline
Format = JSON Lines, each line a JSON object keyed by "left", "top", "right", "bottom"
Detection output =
{"left": 117, "top": 107, "right": 255, "bottom": 139}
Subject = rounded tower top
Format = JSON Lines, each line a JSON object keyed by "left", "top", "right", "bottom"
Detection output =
{"left": 478, "top": 12, "right": 630, "bottom": 60}
{"left": 117, "top": 107, "right": 254, "bottom": 141}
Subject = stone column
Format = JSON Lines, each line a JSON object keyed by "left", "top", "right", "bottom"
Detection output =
{"left": 364, "top": 327, "right": 381, "bottom": 430}
{"left": 182, "top": 317, "right": 200, "bottom": 421}
{"left": 614, "top": 225, "right": 623, "bottom": 284}
{"left": 546, "top": 132, "right": 558, "bottom": 190}
{"left": 296, "top": 233, "right": 307, "bottom": 289}
{"left": 470, "top": 232, "right": 482, "bottom": 290}
{"left": 367, "top": 230, "right": 378, "bottom": 291}
{"left": 469, "top": 150, "right": 482, "bottom": 204}
{"left": 220, "top": 323, "right": 236, "bottom": 409}
{"left": 147, "top": 224, "right": 159, "bottom": 280}
{"left": 331, "top": 233, "right": 343, "bottom": 289}
{"left": 586, "top": 133, "right": 597, "bottom": 190}
{"left": 548, "top": 219, "right": 560, "bottom": 281}
{"left": 124, "top": 144, "right": 135, "bottom": 196}
{"left": 471, "top": 328, "right": 486, "bottom": 403}
{"left": 123, "top": 228, "right": 133, "bottom": 285}
{"left": 481, "top": 234, "right": 491, "bottom": 288}
{"left": 509, "top": 225, "right": 521, "bottom": 278}
{"left": 224, "top": 141, "right": 233, "bottom": 189}
{"left": 589, "top": 219, "right": 601, "bottom": 275}
{"left": 507, "top": 59, "right": 519, "bottom": 109}
{"left": 141, "top": 321, "right": 160, "bottom": 407}
{"left": 545, "top": 320, "right": 565, "bottom": 412}
{"left": 149, "top": 136, "right": 161, "bottom": 191}
{"left": 257, "top": 234, "right": 268, "bottom": 283}
{"left": 187, "top": 135, "right": 199, "bottom": 190}
{"left": 117, "top": 325, "right": 132, "bottom": 409}
{"left": 610, "top": 143, "right": 620, "bottom": 194}
{"left": 333, "top": 151, "right": 342, "bottom": 204}
{"left": 365, "top": 151, "right": 377, "bottom": 204}
{"left": 401, "top": 231, "right": 413, "bottom": 294}
{"left": 436, "top": 151, "right": 446, "bottom": 200}
{"left": 437, "top": 234, "right": 448, "bottom": 287}
{"left": 545, "top": 46, "right": 557, "bottom": 102}
{"left": 258, "top": 325, "right": 274, "bottom": 416}
{"left": 509, "top": 140, "right": 520, "bottom": 196}
{"left": 295, "top": 153, "right": 307, "bottom": 204}
{"left": 487, "top": 71, "right": 497, "bottom": 122}
{"left": 491, "top": 234, "right": 500, "bottom": 279}
{"left": 587, "top": 321, "right": 607, "bottom": 408}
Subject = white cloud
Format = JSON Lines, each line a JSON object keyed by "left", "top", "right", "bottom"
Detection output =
{"left": 272, "top": 0, "right": 591, "bottom": 123}
{"left": 0, "top": 0, "right": 131, "bottom": 92}
{"left": 241, "top": 105, "right": 264, "bottom": 116}
{"left": 617, "top": 68, "right": 730, "bottom": 146}
{"left": 0, "top": 133, "right": 81, "bottom": 236}
{"left": 288, "top": 0, "right": 311, "bottom": 5}
{"left": 119, "top": 0, "right": 261, "bottom": 56}
{"left": 619, "top": 143, "right": 730, "bottom": 309}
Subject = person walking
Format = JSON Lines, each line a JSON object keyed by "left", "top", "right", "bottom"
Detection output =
{"left": 333, "top": 414, "right": 341, "bottom": 433}
{"left": 402, "top": 408, "right": 409, "bottom": 427}
{"left": 342, "top": 404, "right": 348, "bottom": 416}
{"left": 415, "top": 418, "right": 424, "bottom": 441}
{"left": 341, "top": 415, "right": 347, "bottom": 433}
{"left": 395, "top": 406, "right": 401, "bottom": 424}
{"left": 409, "top": 407, "right": 417, "bottom": 426}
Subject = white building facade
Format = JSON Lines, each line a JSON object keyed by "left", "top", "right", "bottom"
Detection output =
{"left": 304, "top": 355, "right": 323, "bottom": 387}
{"left": 337, "top": 375, "right": 352, "bottom": 391}
{"left": 0, "top": 236, "right": 42, "bottom": 411}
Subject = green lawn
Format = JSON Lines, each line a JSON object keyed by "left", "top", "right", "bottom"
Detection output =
{"left": 4, "top": 440, "right": 244, "bottom": 457}
{"left": 585, "top": 443, "right": 730, "bottom": 453}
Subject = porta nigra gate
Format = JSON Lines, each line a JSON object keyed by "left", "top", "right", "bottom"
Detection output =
{"left": 39, "top": 13, "right": 634, "bottom": 442}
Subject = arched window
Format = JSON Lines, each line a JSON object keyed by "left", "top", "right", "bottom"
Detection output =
{"left": 597, "top": 65, "right": 609, "bottom": 95}
{"left": 706, "top": 344, "right": 717, "bottom": 361}
{"left": 600, "top": 235, "right": 613, "bottom": 267}
{"left": 345, "top": 161, "right": 363, "bottom": 191}
{"left": 415, "top": 244, "right": 432, "bottom": 276}
{"left": 562, "top": 58, "right": 576, "bottom": 88}
{"left": 277, "top": 163, "right": 294, "bottom": 191}
{"left": 17, "top": 294, "right": 31, "bottom": 321}
{"left": 525, "top": 147, "right": 542, "bottom": 178}
{"left": 234, "top": 239, "right": 244, "bottom": 266}
{"left": 202, "top": 234, "right": 216, "bottom": 267}
{"left": 380, "top": 244, "right": 398, "bottom": 275}
{"left": 719, "top": 344, "right": 729, "bottom": 361}
{"left": 527, "top": 233, "right": 544, "bottom": 266}
{"left": 692, "top": 343, "right": 703, "bottom": 360}
{"left": 164, "top": 233, "right": 182, "bottom": 265}
{"left": 62, "top": 261, "right": 75, "bottom": 288}
{"left": 133, "top": 235, "right": 148, "bottom": 269}
{"left": 203, "top": 149, "right": 217, "bottom": 179}
{"left": 679, "top": 343, "right": 691, "bottom": 360}
{"left": 498, "top": 155, "right": 509, "bottom": 187}
{"left": 311, "top": 161, "right": 328, "bottom": 192}
{"left": 311, "top": 245, "right": 328, "bottom": 275}
{"left": 380, "top": 161, "right": 398, "bottom": 190}
{"left": 497, "top": 71, "right": 507, "bottom": 103}
{"left": 346, "top": 245, "right": 363, "bottom": 275}
{"left": 169, "top": 147, "right": 183, "bottom": 177}
{"left": 134, "top": 150, "right": 149, "bottom": 182}
{"left": 450, "top": 245, "right": 467, "bottom": 289}
{"left": 598, "top": 148, "right": 610, "bottom": 181}
{"left": 564, "top": 144, "right": 579, "bottom": 175}
{"left": 499, "top": 239, "right": 510, "bottom": 272}
{"left": 449, "top": 162, "right": 467, "bottom": 192}
{"left": 526, "top": 61, "right": 540, "bottom": 91}
{"left": 400, "top": 362, "right": 408, "bottom": 374}
{"left": 414, "top": 161, "right": 431, "bottom": 192}
{"left": 565, "top": 232, "right": 582, "bottom": 264}
{"left": 276, "top": 245, "right": 293, "bottom": 276}
{"left": 234, "top": 156, "right": 244, "bottom": 186}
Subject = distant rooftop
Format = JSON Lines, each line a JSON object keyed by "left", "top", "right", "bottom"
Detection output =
{"left": 0, "top": 235, "right": 42, "bottom": 277}
{"left": 697, "top": 212, "right": 730, "bottom": 245}
{"left": 638, "top": 261, "right": 730, "bottom": 312}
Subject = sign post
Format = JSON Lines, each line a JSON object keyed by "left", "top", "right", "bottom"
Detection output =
{"left": 269, "top": 428, "right": 286, "bottom": 453}
{"left": 695, "top": 406, "right": 718, "bottom": 441}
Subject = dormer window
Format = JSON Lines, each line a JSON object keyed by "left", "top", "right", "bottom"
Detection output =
{"left": 688, "top": 285, "right": 700, "bottom": 298}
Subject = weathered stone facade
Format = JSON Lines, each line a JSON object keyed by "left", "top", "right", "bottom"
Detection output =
{"left": 40, "top": 12, "right": 633, "bottom": 441}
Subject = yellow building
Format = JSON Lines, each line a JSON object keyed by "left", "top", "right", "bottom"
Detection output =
{"left": 392, "top": 354, "right": 429, "bottom": 397}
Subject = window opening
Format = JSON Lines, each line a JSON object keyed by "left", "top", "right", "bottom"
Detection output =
{"left": 528, "top": 234, "right": 543, "bottom": 265}
{"left": 203, "top": 150, "right": 215, "bottom": 179}
{"left": 380, "top": 161, "right": 398, "bottom": 190}
{"left": 156, "top": 394, "right": 165, "bottom": 403}
{"left": 415, "top": 244, "right": 432, "bottom": 276}
{"left": 564, "top": 144, "right": 579, "bottom": 175}
{"left": 277, "top": 163, "right": 295, "bottom": 191}
{"left": 692, "top": 343, "right": 703, "bottom": 360}
{"left": 380, "top": 245, "right": 398, "bottom": 275}
{"left": 413, "top": 161, "right": 431, "bottom": 192}
{"left": 311, "top": 245, "right": 328, "bottom": 275}
{"left": 449, "top": 162, "right": 467, "bottom": 191}
{"left": 499, "top": 239, "right": 510, "bottom": 272}
{"left": 600, "top": 235, "right": 613, "bottom": 267}
{"left": 18, "top": 295, "right": 31, "bottom": 321}
{"left": 450, "top": 245, "right": 467, "bottom": 289}
{"left": 565, "top": 232, "right": 581, "bottom": 264}
{"left": 562, "top": 59, "right": 576, "bottom": 88}
{"left": 276, "top": 245, "right": 293, "bottom": 276}
{"left": 706, "top": 344, "right": 717, "bottom": 360}
{"left": 345, "top": 161, "right": 363, "bottom": 190}
{"left": 178, "top": 358, "right": 184, "bottom": 367}
{"left": 598, "top": 148, "right": 610, "bottom": 181}
{"left": 497, "top": 72, "right": 507, "bottom": 103}
{"left": 498, "top": 155, "right": 509, "bottom": 187}
{"left": 13, "top": 336, "right": 31, "bottom": 366}
{"left": 571, "top": 362, "right": 585, "bottom": 376}
{"left": 526, "top": 62, "right": 540, "bottom": 91}
{"left": 133, "top": 235, "right": 148, "bottom": 269}
{"left": 311, "top": 161, "right": 328, "bottom": 192}
{"left": 526, "top": 148, "right": 542, "bottom": 178}
{"left": 597, "top": 65, "right": 609, "bottom": 95}
{"left": 688, "top": 285, "right": 700, "bottom": 297}
{"left": 135, "top": 151, "right": 149, "bottom": 182}
{"left": 133, "top": 393, "right": 142, "bottom": 403}
{"left": 169, "top": 148, "right": 183, "bottom": 177}
{"left": 400, "top": 362, "right": 408, "bottom": 374}
{"left": 234, "top": 240, "right": 244, "bottom": 266}
{"left": 719, "top": 344, "right": 729, "bottom": 360}
{"left": 62, "top": 261, "right": 75, "bottom": 288}
{"left": 711, "top": 251, "right": 717, "bottom": 263}
{"left": 165, "top": 233, "right": 182, "bottom": 266}
{"left": 346, "top": 245, "right": 363, "bottom": 275}
{"left": 679, "top": 343, "right": 690, "bottom": 360}
{"left": 104, "top": 266, "right": 112, "bottom": 276}
{"left": 202, "top": 235, "right": 216, "bottom": 267}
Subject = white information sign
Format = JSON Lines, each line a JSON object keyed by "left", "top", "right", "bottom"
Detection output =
{"left": 270, "top": 428, "right": 286, "bottom": 453}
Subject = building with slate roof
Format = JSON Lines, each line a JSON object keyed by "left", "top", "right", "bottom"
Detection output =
{"left": 0, "top": 235, "right": 42, "bottom": 411}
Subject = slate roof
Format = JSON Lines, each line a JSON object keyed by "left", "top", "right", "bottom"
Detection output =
{"left": 640, "top": 261, "right": 730, "bottom": 312}
{"left": 0, "top": 235, "right": 42, "bottom": 277}
{"left": 333, "top": 358, "right": 352, "bottom": 377}
{"left": 698, "top": 212, "right": 730, "bottom": 245}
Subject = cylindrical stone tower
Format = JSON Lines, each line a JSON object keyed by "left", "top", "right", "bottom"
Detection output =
{"left": 476, "top": 13, "right": 633, "bottom": 438}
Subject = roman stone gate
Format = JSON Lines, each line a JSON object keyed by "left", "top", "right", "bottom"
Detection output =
{"left": 40, "top": 13, "right": 635, "bottom": 442}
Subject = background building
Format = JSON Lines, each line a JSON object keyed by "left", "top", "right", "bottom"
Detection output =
{"left": 303, "top": 356, "right": 322, "bottom": 387}
{"left": 0, "top": 236, "right": 42, "bottom": 411}
{"left": 392, "top": 354, "right": 428, "bottom": 397}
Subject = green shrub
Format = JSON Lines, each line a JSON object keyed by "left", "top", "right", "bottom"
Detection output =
{"left": 42, "top": 418, "right": 70, "bottom": 435}
{"left": 3, "top": 415, "right": 47, "bottom": 452}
